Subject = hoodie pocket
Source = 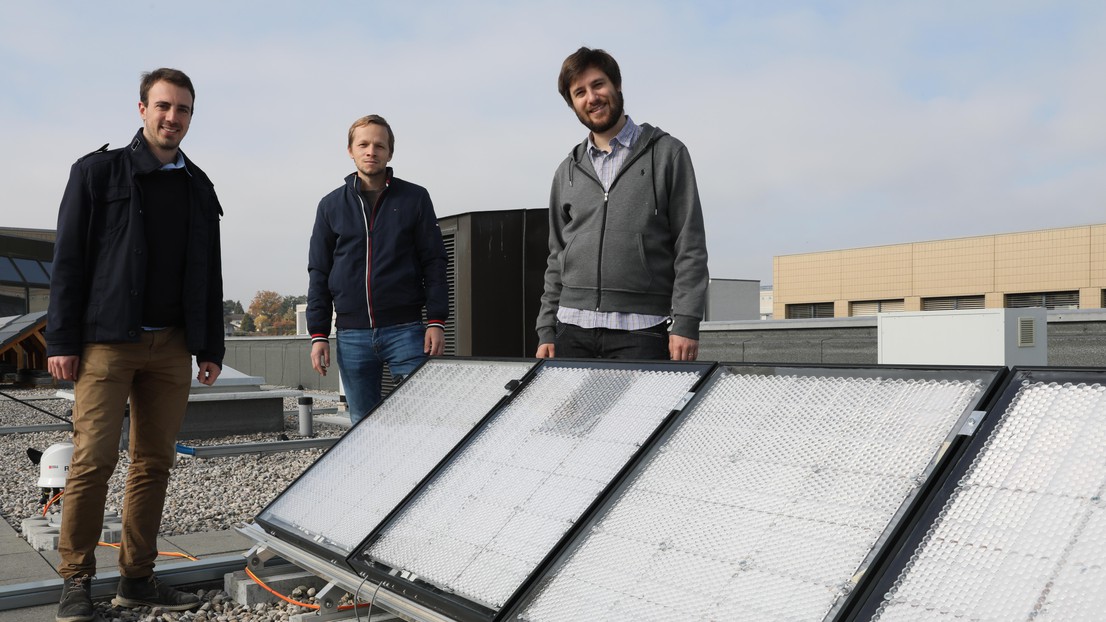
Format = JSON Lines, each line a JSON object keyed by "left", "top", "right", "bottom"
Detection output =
{"left": 601, "top": 230, "right": 654, "bottom": 293}
{"left": 561, "top": 230, "right": 599, "bottom": 289}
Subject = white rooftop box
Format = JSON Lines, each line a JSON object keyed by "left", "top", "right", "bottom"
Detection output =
{"left": 877, "top": 308, "right": 1047, "bottom": 367}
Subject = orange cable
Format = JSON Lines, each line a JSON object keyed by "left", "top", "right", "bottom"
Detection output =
{"left": 42, "top": 491, "right": 64, "bottom": 516}
{"left": 242, "top": 566, "right": 374, "bottom": 612}
{"left": 97, "top": 541, "right": 199, "bottom": 562}
{"left": 244, "top": 566, "right": 319, "bottom": 609}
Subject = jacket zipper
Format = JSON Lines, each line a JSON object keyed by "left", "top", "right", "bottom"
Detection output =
{"left": 573, "top": 133, "right": 660, "bottom": 311}
{"left": 356, "top": 192, "right": 374, "bottom": 327}
{"left": 358, "top": 183, "right": 388, "bottom": 328}
{"left": 596, "top": 191, "right": 609, "bottom": 310}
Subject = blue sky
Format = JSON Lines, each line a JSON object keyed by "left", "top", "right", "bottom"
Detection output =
{"left": 2, "top": 1, "right": 1104, "bottom": 305}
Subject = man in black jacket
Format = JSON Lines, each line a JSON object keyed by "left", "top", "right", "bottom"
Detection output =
{"left": 307, "top": 115, "right": 448, "bottom": 424}
{"left": 46, "top": 68, "right": 223, "bottom": 622}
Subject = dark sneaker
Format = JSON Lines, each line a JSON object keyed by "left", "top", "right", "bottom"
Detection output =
{"left": 56, "top": 575, "right": 93, "bottom": 622}
{"left": 111, "top": 574, "right": 200, "bottom": 611}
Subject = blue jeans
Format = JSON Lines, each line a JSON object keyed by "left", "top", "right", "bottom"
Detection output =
{"left": 336, "top": 322, "right": 427, "bottom": 424}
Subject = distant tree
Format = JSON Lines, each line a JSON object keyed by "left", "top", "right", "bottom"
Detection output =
{"left": 280, "top": 294, "right": 308, "bottom": 315}
{"left": 248, "top": 290, "right": 283, "bottom": 321}
{"left": 240, "top": 313, "right": 256, "bottom": 333}
{"left": 223, "top": 299, "right": 244, "bottom": 316}
{"left": 246, "top": 290, "right": 305, "bottom": 335}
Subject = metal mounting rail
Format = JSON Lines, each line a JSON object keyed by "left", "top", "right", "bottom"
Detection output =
{"left": 0, "top": 422, "right": 71, "bottom": 436}
{"left": 237, "top": 522, "right": 454, "bottom": 622}
{"left": 0, "top": 553, "right": 268, "bottom": 611}
{"left": 177, "top": 437, "right": 340, "bottom": 458}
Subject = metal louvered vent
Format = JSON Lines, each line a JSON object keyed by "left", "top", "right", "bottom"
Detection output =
{"left": 1007, "top": 290, "right": 1079, "bottom": 310}
{"left": 851, "top": 299, "right": 905, "bottom": 317}
{"left": 922, "top": 295, "right": 986, "bottom": 311}
{"left": 441, "top": 231, "right": 457, "bottom": 356}
{"left": 1017, "top": 315, "right": 1036, "bottom": 347}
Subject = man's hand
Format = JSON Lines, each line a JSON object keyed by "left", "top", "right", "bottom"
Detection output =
{"left": 535, "top": 343, "right": 555, "bottom": 359}
{"left": 669, "top": 335, "right": 699, "bottom": 361}
{"left": 197, "top": 361, "right": 221, "bottom": 386}
{"left": 425, "top": 326, "right": 444, "bottom": 356}
{"left": 48, "top": 355, "right": 80, "bottom": 382}
{"left": 311, "top": 341, "right": 331, "bottom": 376}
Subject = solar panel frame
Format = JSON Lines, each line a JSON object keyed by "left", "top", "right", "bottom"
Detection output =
{"left": 348, "top": 359, "right": 717, "bottom": 622}
{"left": 500, "top": 363, "right": 1006, "bottom": 622}
{"left": 849, "top": 366, "right": 1106, "bottom": 622}
{"left": 253, "top": 357, "right": 540, "bottom": 566}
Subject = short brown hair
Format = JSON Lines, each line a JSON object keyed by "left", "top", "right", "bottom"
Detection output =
{"left": 557, "top": 47, "right": 622, "bottom": 107}
{"left": 347, "top": 115, "right": 395, "bottom": 152}
{"left": 140, "top": 68, "right": 195, "bottom": 107}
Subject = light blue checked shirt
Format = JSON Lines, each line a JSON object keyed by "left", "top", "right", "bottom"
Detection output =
{"left": 557, "top": 116, "right": 668, "bottom": 331}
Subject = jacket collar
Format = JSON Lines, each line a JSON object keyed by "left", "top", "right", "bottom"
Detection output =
{"left": 126, "top": 128, "right": 191, "bottom": 176}
{"left": 571, "top": 123, "right": 665, "bottom": 164}
{"left": 346, "top": 166, "right": 394, "bottom": 192}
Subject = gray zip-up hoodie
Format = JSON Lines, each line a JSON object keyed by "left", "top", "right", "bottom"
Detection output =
{"left": 537, "top": 123, "right": 708, "bottom": 345}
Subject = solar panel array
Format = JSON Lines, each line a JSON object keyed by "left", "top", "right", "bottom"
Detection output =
{"left": 248, "top": 363, "right": 1106, "bottom": 621}
{"left": 355, "top": 363, "right": 708, "bottom": 610}
{"left": 257, "top": 358, "right": 536, "bottom": 558}
{"left": 512, "top": 369, "right": 988, "bottom": 622}
{"left": 866, "top": 371, "right": 1106, "bottom": 621}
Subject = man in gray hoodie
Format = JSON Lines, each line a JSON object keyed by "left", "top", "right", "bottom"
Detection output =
{"left": 536, "top": 47, "right": 708, "bottom": 361}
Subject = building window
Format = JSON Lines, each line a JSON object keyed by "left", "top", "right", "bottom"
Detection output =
{"left": 786, "top": 302, "right": 834, "bottom": 319}
{"left": 0, "top": 284, "right": 27, "bottom": 316}
{"left": 849, "top": 299, "right": 905, "bottom": 317}
{"left": 10, "top": 258, "right": 50, "bottom": 286}
{"left": 0, "top": 257, "right": 21, "bottom": 283}
{"left": 1006, "top": 291, "right": 1079, "bottom": 310}
{"left": 922, "top": 296, "right": 986, "bottom": 311}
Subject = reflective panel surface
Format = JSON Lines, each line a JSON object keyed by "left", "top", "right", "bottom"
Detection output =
{"left": 871, "top": 378, "right": 1106, "bottom": 621}
{"left": 360, "top": 364, "right": 704, "bottom": 610}
{"left": 517, "top": 370, "right": 986, "bottom": 622}
{"left": 257, "top": 359, "right": 535, "bottom": 557}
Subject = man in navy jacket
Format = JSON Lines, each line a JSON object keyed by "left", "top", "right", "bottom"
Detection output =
{"left": 47, "top": 68, "right": 222, "bottom": 622}
{"left": 307, "top": 115, "right": 448, "bottom": 424}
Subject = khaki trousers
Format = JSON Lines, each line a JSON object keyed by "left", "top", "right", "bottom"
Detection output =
{"left": 57, "top": 328, "right": 192, "bottom": 579}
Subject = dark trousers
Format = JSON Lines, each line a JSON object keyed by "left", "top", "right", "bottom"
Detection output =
{"left": 554, "top": 321, "right": 669, "bottom": 360}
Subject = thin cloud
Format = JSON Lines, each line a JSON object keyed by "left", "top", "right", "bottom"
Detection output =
{"left": 1, "top": 1, "right": 1103, "bottom": 302}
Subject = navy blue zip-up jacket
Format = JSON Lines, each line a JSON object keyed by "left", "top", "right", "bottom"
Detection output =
{"left": 307, "top": 168, "right": 448, "bottom": 341}
{"left": 46, "top": 129, "right": 225, "bottom": 365}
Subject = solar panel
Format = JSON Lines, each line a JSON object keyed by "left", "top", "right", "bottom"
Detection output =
{"left": 256, "top": 358, "right": 536, "bottom": 560}
{"left": 352, "top": 360, "right": 712, "bottom": 618}
{"left": 508, "top": 366, "right": 1001, "bottom": 622}
{"left": 863, "top": 368, "right": 1106, "bottom": 621}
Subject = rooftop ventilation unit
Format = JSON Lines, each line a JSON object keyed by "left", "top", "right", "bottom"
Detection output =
{"left": 877, "top": 308, "right": 1047, "bottom": 367}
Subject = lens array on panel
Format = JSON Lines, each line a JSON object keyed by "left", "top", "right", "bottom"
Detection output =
{"left": 869, "top": 371, "right": 1106, "bottom": 621}
{"left": 256, "top": 358, "right": 536, "bottom": 559}
{"left": 355, "top": 362, "right": 710, "bottom": 613}
{"left": 511, "top": 367, "right": 994, "bottom": 622}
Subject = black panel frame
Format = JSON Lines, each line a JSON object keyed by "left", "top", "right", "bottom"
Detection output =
{"left": 845, "top": 366, "right": 1106, "bottom": 622}
{"left": 499, "top": 362, "right": 1007, "bottom": 622}
{"left": 254, "top": 356, "right": 540, "bottom": 568}
{"left": 347, "top": 358, "right": 717, "bottom": 622}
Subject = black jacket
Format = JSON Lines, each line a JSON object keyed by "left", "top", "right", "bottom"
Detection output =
{"left": 46, "top": 129, "right": 225, "bottom": 365}
{"left": 307, "top": 169, "right": 448, "bottom": 340}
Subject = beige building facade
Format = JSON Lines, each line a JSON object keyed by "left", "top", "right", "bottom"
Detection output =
{"left": 773, "top": 224, "right": 1106, "bottom": 319}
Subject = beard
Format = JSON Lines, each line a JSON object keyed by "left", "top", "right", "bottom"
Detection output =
{"left": 576, "top": 90, "right": 625, "bottom": 134}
